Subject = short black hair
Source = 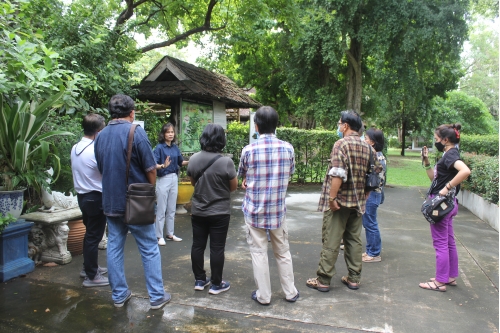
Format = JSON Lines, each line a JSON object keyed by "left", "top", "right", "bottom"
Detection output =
{"left": 340, "top": 110, "right": 362, "bottom": 132}
{"left": 158, "top": 123, "right": 176, "bottom": 143}
{"left": 82, "top": 114, "right": 105, "bottom": 136}
{"left": 199, "top": 123, "right": 226, "bottom": 153}
{"left": 365, "top": 128, "right": 385, "bottom": 152}
{"left": 254, "top": 106, "right": 278, "bottom": 134}
{"left": 108, "top": 94, "right": 134, "bottom": 119}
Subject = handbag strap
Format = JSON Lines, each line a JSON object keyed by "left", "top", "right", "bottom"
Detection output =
{"left": 194, "top": 155, "right": 222, "bottom": 184}
{"left": 125, "top": 124, "right": 138, "bottom": 184}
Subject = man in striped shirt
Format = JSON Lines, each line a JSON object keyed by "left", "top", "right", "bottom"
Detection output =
{"left": 307, "top": 110, "right": 379, "bottom": 292}
{"left": 238, "top": 106, "right": 299, "bottom": 305}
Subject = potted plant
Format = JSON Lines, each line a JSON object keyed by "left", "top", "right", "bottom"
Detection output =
{"left": 0, "top": 91, "right": 73, "bottom": 218}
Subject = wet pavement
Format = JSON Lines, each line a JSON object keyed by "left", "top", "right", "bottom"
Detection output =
{"left": 0, "top": 185, "right": 498, "bottom": 333}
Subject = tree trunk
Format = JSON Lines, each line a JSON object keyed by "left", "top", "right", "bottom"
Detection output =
{"left": 400, "top": 120, "right": 406, "bottom": 156}
{"left": 346, "top": 38, "right": 363, "bottom": 114}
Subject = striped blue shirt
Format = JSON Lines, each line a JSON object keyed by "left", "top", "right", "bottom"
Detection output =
{"left": 237, "top": 134, "right": 295, "bottom": 229}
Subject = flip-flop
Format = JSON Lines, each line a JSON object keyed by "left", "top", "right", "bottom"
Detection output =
{"left": 341, "top": 276, "right": 359, "bottom": 290}
{"left": 430, "top": 277, "right": 457, "bottom": 286}
{"left": 306, "top": 277, "right": 330, "bottom": 292}
{"left": 419, "top": 281, "right": 446, "bottom": 292}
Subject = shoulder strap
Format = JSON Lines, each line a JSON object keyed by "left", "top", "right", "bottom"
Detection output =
{"left": 194, "top": 154, "right": 222, "bottom": 184}
{"left": 126, "top": 124, "right": 138, "bottom": 184}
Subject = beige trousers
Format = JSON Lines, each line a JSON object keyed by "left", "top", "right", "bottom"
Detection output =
{"left": 245, "top": 218, "right": 298, "bottom": 303}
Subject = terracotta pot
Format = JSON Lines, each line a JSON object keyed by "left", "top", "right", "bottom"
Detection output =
{"left": 176, "top": 182, "right": 194, "bottom": 205}
{"left": 67, "top": 219, "right": 86, "bottom": 256}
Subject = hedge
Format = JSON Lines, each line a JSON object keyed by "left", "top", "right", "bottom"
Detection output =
{"left": 461, "top": 153, "right": 499, "bottom": 205}
{"left": 226, "top": 122, "right": 338, "bottom": 183}
{"left": 459, "top": 134, "right": 498, "bottom": 156}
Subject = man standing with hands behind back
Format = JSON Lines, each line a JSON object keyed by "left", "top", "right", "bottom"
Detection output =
{"left": 238, "top": 106, "right": 299, "bottom": 305}
{"left": 71, "top": 113, "right": 108, "bottom": 288}
{"left": 94, "top": 94, "right": 171, "bottom": 310}
{"left": 307, "top": 110, "right": 379, "bottom": 292}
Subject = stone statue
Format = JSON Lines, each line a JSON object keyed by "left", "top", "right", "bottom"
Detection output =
{"left": 40, "top": 168, "right": 79, "bottom": 212}
{"left": 41, "top": 188, "right": 79, "bottom": 211}
{"left": 28, "top": 225, "right": 45, "bottom": 265}
{"left": 41, "top": 223, "right": 70, "bottom": 258}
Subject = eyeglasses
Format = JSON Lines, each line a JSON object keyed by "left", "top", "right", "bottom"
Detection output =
{"left": 337, "top": 122, "right": 344, "bottom": 126}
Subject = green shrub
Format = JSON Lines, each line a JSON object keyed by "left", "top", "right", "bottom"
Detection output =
{"left": 388, "top": 137, "right": 400, "bottom": 148}
{"left": 225, "top": 121, "right": 249, "bottom": 168}
{"left": 276, "top": 128, "right": 339, "bottom": 183}
{"left": 461, "top": 153, "right": 499, "bottom": 204}
{"left": 460, "top": 134, "right": 498, "bottom": 156}
{"left": 226, "top": 125, "right": 339, "bottom": 183}
{"left": 42, "top": 113, "right": 83, "bottom": 193}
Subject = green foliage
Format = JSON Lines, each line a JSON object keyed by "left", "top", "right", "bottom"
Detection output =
{"left": 460, "top": 134, "right": 499, "bottom": 156}
{"left": 41, "top": 112, "right": 85, "bottom": 193}
{"left": 0, "top": 0, "right": 87, "bottom": 105}
{"left": 225, "top": 121, "right": 250, "bottom": 168}
{"left": 426, "top": 91, "right": 496, "bottom": 136}
{"left": 388, "top": 137, "right": 401, "bottom": 149}
{"left": 461, "top": 153, "right": 499, "bottom": 204}
{"left": 0, "top": 93, "right": 74, "bottom": 195}
{"left": 134, "top": 102, "right": 170, "bottom": 147}
{"left": 459, "top": 14, "right": 499, "bottom": 119}
{"left": 0, "top": 213, "right": 17, "bottom": 234}
{"left": 276, "top": 128, "right": 339, "bottom": 183}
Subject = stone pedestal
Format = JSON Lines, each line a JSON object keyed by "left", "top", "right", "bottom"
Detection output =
{"left": 21, "top": 207, "right": 82, "bottom": 265}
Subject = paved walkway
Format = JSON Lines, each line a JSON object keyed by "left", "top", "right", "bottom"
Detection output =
{"left": 0, "top": 185, "right": 498, "bottom": 332}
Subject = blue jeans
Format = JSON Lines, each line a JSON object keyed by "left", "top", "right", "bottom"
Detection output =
{"left": 106, "top": 216, "right": 165, "bottom": 303}
{"left": 362, "top": 191, "right": 382, "bottom": 257}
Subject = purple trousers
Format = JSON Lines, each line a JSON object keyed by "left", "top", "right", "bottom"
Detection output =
{"left": 429, "top": 197, "right": 459, "bottom": 283}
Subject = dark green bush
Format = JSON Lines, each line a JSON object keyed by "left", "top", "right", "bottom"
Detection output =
{"left": 460, "top": 134, "right": 499, "bottom": 156}
{"left": 388, "top": 137, "right": 400, "bottom": 148}
{"left": 226, "top": 125, "right": 339, "bottom": 183}
{"left": 42, "top": 112, "right": 83, "bottom": 193}
{"left": 276, "top": 128, "right": 339, "bottom": 183}
{"left": 225, "top": 121, "right": 250, "bottom": 168}
{"left": 461, "top": 153, "right": 499, "bottom": 204}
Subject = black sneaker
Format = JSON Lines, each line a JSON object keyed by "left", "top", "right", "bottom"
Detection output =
{"left": 150, "top": 292, "right": 172, "bottom": 310}
{"left": 114, "top": 290, "right": 132, "bottom": 308}
{"left": 208, "top": 281, "right": 230, "bottom": 295}
{"left": 194, "top": 278, "right": 211, "bottom": 291}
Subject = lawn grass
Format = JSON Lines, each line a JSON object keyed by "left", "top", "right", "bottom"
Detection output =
{"left": 385, "top": 148, "right": 431, "bottom": 187}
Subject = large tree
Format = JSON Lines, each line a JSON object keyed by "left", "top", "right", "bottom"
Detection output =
{"left": 459, "top": 14, "right": 499, "bottom": 119}
{"left": 25, "top": 0, "right": 242, "bottom": 108}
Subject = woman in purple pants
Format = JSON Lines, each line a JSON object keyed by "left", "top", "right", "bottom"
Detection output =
{"left": 419, "top": 123, "right": 470, "bottom": 292}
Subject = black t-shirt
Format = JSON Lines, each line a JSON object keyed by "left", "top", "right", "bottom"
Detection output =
{"left": 429, "top": 148, "right": 461, "bottom": 195}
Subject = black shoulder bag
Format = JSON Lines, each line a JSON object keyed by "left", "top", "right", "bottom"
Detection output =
{"left": 365, "top": 148, "right": 380, "bottom": 192}
{"left": 124, "top": 124, "right": 156, "bottom": 225}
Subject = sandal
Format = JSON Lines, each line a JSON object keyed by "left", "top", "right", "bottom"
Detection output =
{"left": 362, "top": 255, "right": 381, "bottom": 263}
{"left": 430, "top": 277, "right": 457, "bottom": 286}
{"left": 306, "top": 277, "right": 330, "bottom": 292}
{"left": 341, "top": 276, "right": 359, "bottom": 290}
{"left": 419, "top": 281, "right": 446, "bottom": 292}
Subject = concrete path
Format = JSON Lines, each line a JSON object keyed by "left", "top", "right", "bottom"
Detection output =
{"left": 0, "top": 185, "right": 498, "bottom": 332}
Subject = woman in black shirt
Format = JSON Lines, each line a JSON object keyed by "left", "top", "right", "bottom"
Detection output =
{"left": 419, "top": 123, "right": 470, "bottom": 292}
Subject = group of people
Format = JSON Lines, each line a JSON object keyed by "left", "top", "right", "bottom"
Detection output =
{"left": 70, "top": 93, "right": 469, "bottom": 310}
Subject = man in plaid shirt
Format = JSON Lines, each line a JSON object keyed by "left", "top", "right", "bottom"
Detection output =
{"left": 238, "top": 106, "right": 299, "bottom": 305}
{"left": 307, "top": 110, "right": 380, "bottom": 292}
